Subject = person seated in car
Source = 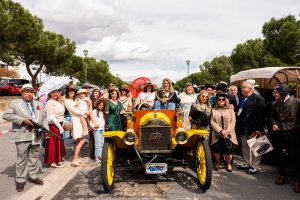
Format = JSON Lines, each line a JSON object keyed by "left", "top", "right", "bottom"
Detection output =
{"left": 135, "top": 82, "right": 157, "bottom": 109}
{"left": 154, "top": 78, "right": 178, "bottom": 110}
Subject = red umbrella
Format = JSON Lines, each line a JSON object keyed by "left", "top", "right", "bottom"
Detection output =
{"left": 129, "top": 77, "right": 151, "bottom": 98}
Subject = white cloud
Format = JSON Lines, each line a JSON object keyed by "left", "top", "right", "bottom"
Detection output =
{"left": 17, "top": 0, "right": 300, "bottom": 84}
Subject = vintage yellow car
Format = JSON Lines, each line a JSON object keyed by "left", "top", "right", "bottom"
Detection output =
{"left": 100, "top": 107, "right": 212, "bottom": 192}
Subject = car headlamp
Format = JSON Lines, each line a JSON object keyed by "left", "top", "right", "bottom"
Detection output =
{"left": 123, "top": 129, "right": 136, "bottom": 145}
{"left": 175, "top": 129, "right": 189, "bottom": 144}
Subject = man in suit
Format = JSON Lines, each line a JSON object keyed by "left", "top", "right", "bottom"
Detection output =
{"left": 237, "top": 80, "right": 265, "bottom": 174}
{"left": 2, "top": 84, "right": 46, "bottom": 192}
{"left": 229, "top": 85, "right": 244, "bottom": 115}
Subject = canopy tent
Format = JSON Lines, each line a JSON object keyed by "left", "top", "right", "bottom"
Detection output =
{"left": 230, "top": 67, "right": 300, "bottom": 89}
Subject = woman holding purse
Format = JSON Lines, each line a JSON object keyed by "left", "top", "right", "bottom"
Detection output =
{"left": 210, "top": 92, "right": 238, "bottom": 172}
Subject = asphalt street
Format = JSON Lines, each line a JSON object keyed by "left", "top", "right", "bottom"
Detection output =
{"left": 0, "top": 122, "right": 299, "bottom": 200}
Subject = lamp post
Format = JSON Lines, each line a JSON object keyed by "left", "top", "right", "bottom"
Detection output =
{"left": 186, "top": 60, "right": 190, "bottom": 78}
{"left": 83, "top": 50, "right": 88, "bottom": 83}
{"left": 116, "top": 73, "right": 119, "bottom": 88}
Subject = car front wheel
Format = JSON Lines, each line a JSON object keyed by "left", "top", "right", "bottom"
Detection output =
{"left": 101, "top": 139, "right": 115, "bottom": 192}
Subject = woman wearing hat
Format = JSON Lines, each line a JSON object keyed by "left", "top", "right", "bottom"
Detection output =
{"left": 119, "top": 85, "right": 132, "bottom": 112}
{"left": 44, "top": 88, "right": 66, "bottom": 168}
{"left": 135, "top": 81, "right": 156, "bottom": 109}
{"left": 90, "top": 98, "right": 109, "bottom": 163}
{"left": 210, "top": 92, "right": 238, "bottom": 172}
{"left": 179, "top": 82, "right": 198, "bottom": 130}
{"left": 108, "top": 88, "right": 123, "bottom": 131}
{"left": 64, "top": 85, "right": 91, "bottom": 167}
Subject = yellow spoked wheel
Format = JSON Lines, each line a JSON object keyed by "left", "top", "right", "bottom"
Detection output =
{"left": 101, "top": 139, "right": 115, "bottom": 192}
{"left": 195, "top": 137, "right": 212, "bottom": 191}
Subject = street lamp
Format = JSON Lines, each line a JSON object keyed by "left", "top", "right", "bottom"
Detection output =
{"left": 116, "top": 73, "right": 119, "bottom": 88}
{"left": 186, "top": 60, "right": 190, "bottom": 78}
{"left": 83, "top": 50, "right": 88, "bottom": 83}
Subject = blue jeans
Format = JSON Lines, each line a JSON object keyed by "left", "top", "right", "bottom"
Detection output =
{"left": 94, "top": 129, "right": 104, "bottom": 158}
{"left": 154, "top": 100, "right": 176, "bottom": 110}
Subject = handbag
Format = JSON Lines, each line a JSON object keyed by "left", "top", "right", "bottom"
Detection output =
{"left": 63, "top": 122, "right": 73, "bottom": 131}
{"left": 247, "top": 134, "right": 274, "bottom": 157}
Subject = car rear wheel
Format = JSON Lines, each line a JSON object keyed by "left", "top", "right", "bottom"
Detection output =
{"left": 195, "top": 137, "right": 212, "bottom": 191}
{"left": 1, "top": 90, "right": 10, "bottom": 96}
{"left": 101, "top": 139, "right": 115, "bottom": 192}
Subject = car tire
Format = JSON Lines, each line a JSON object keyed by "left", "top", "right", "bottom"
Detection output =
{"left": 194, "top": 137, "right": 212, "bottom": 191}
{"left": 101, "top": 139, "right": 115, "bottom": 192}
{"left": 1, "top": 90, "right": 10, "bottom": 96}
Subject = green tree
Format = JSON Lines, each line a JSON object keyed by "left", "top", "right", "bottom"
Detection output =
{"left": 231, "top": 39, "right": 265, "bottom": 73}
{"left": 0, "top": 0, "right": 43, "bottom": 70}
{"left": 262, "top": 15, "right": 300, "bottom": 65}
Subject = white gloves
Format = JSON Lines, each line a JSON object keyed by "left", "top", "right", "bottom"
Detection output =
{"left": 52, "top": 118, "right": 64, "bottom": 134}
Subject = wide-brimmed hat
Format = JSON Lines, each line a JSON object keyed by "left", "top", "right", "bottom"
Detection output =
{"left": 216, "top": 92, "right": 228, "bottom": 99}
{"left": 204, "top": 84, "right": 214, "bottom": 89}
{"left": 77, "top": 89, "right": 88, "bottom": 94}
{"left": 142, "top": 81, "right": 157, "bottom": 89}
{"left": 93, "top": 98, "right": 108, "bottom": 109}
{"left": 82, "top": 83, "right": 92, "bottom": 89}
{"left": 246, "top": 79, "right": 259, "bottom": 87}
{"left": 20, "top": 83, "right": 35, "bottom": 92}
{"left": 120, "top": 85, "right": 129, "bottom": 92}
{"left": 215, "top": 82, "right": 228, "bottom": 92}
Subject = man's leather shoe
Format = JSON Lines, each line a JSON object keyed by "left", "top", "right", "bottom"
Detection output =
{"left": 238, "top": 164, "right": 250, "bottom": 170}
{"left": 275, "top": 176, "right": 288, "bottom": 185}
{"left": 16, "top": 182, "right": 25, "bottom": 192}
{"left": 28, "top": 178, "right": 44, "bottom": 185}
{"left": 294, "top": 182, "right": 300, "bottom": 193}
{"left": 247, "top": 167, "right": 258, "bottom": 174}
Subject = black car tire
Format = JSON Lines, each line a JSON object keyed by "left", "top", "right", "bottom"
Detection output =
{"left": 101, "top": 139, "right": 115, "bottom": 192}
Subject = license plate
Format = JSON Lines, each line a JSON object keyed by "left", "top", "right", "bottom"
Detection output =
{"left": 145, "top": 163, "right": 168, "bottom": 174}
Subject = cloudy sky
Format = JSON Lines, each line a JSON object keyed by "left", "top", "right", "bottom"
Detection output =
{"left": 17, "top": 0, "right": 300, "bottom": 85}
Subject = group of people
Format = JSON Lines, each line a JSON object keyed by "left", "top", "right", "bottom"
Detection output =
{"left": 2, "top": 77, "right": 300, "bottom": 193}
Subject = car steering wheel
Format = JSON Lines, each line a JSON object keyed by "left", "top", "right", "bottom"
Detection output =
{"left": 155, "top": 89, "right": 174, "bottom": 103}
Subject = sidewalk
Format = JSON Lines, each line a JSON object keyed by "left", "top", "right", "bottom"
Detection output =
{"left": 0, "top": 124, "right": 90, "bottom": 200}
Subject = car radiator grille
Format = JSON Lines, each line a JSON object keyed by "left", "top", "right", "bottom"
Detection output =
{"left": 139, "top": 126, "right": 172, "bottom": 153}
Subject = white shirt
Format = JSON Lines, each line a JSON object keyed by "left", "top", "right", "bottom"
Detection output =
{"left": 90, "top": 109, "right": 105, "bottom": 130}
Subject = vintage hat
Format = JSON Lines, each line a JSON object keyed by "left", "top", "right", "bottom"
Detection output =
{"left": 93, "top": 98, "right": 108, "bottom": 109}
{"left": 20, "top": 83, "right": 35, "bottom": 92}
{"left": 120, "top": 85, "right": 130, "bottom": 91}
{"left": 204, "top": 84, "right": 214, "bottom": 89}
{"left": 216, "top": 92, "right": 228, "bottom": 99}
{"left": 82, "top": 83, "right": 92, "bottom": 89}
{"left": 215, "top": 82, "right": 228, "bottom": 92}
{"left": 142, "top": 81, "right": 157, "bottom": 89}
{"left": 246, "top": 79, "right": 259, "bottom": 87}
{"left": 274, "top": 84, "right": 290, "bottom": 97}
{"left": 77, "top": 89, "right": 88, "bottom": 94}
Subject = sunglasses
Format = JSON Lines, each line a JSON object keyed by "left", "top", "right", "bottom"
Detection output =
{"left": 201, "top": 95, "right": 209, "bottom": 98}
{"left": 109, "top": 84, "right": 114, "bottom": 87}
{"left": 217, "top": 98, "right": 226, "bottom": 101}
{"left": 83, "top": 87, "right": 91, "bottom": 89}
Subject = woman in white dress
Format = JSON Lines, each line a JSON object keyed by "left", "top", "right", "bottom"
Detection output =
{"left": 178, "top": 82, "right": 198, "bottom": 130}
{"left": 64, "top": 85, "right": 91, "bottom": 167}
{"left": 135, "top": 82, "right": 156, "bottom": 109}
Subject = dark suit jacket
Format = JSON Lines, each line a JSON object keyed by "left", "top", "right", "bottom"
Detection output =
{"left": 237, "top": 92, "right": 265, "bottom": 136}
{"left": 232, "top": 94, "right": 244, "bottom": 114}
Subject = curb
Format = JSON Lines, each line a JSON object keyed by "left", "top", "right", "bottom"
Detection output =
{"left": 18, "top": 148, "right": 90, "bottom": 200}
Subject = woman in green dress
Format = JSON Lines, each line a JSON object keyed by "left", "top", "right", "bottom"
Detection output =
{"left": 108, "top": 88, "right": 123, "bottom": 130}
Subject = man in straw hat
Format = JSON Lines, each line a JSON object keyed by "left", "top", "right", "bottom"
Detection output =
{"left": 2, "top": 84, "right": 46, "bottom": 192}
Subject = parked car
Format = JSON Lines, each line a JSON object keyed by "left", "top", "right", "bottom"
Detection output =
{"left": 1, "top": 79, "right": 30, "bottom": 88}
{"left": 0, "top": 82, "right": 21, "bottom": 96}
{"left": 100, "top": 95, "right": 212, "bottom": 193}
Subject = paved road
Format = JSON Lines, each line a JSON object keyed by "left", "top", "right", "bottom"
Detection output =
{"left": 1, "top": 122, "right": 299, "bottom": 200}
{"left": 53, "top": 153, "right": 299, "bottom": 199}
